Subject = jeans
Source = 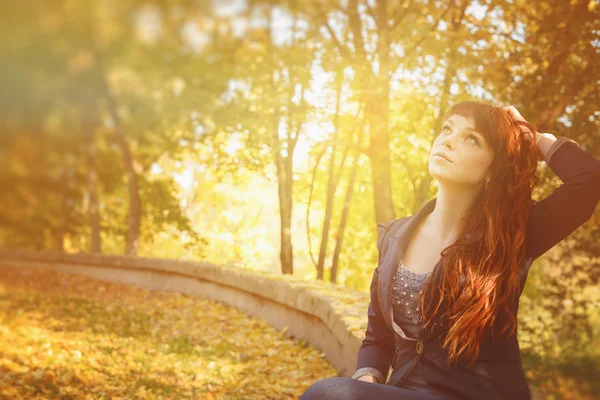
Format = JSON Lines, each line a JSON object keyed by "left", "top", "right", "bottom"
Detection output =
{"left": 299, "top": 377, "right": 448, "bottom": 400}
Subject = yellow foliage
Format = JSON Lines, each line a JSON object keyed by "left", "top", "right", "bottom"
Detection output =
{"left": 0, "top": 266, "right": 337, "bottom": 399}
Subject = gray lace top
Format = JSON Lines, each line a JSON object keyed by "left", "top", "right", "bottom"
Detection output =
{"left": 391, "top": 259, "right": 432, "bottom": 325}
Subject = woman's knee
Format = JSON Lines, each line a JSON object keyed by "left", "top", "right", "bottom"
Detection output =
{"left": 299, "top": 377, "right": 361, "bottom": 400}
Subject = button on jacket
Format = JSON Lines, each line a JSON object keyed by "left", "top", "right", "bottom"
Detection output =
{"left": 351, "top": 138, "right": 600, "bottom": 399}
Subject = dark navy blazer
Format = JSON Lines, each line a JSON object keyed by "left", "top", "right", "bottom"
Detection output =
{"left": 353, "top": 138, "right": 600, "bottom": 399}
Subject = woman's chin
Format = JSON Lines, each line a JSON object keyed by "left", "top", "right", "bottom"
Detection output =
{"left": 428, "top": 167, "right": 451, "bottom": 182}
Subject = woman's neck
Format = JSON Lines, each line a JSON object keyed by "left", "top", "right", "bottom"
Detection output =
{"left": 425, "top": 184, "right": 481, "bottom": 242}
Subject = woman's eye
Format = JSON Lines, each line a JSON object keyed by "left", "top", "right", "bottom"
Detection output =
{"left": 466, "top": 134, "right": 479, "bottom": 145}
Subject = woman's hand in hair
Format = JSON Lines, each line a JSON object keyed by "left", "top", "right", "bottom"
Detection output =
{"left": 501, "top": 105, "right": 542, "bottom": 144}
{"left": 502, "top": 105, "right": 560, "bottom": 161}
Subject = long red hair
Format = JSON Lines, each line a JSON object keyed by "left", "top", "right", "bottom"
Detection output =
{"left": 417, "top": 101, "right": 541, "bottom": 366}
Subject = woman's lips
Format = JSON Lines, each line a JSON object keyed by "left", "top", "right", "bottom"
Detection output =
{"left": 433, "top": 154, "right": 452, "bottom": 163}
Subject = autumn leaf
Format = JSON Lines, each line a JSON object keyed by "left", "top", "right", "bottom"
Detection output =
{"left": 0, "top": 266, "right": 337, "bottom": 399}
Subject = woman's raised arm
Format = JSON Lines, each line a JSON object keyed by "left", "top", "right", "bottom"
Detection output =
{"left": 525, "top": 136, "right": 600, "bottom": 261}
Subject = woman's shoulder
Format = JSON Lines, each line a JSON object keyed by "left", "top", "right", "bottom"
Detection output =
{"left": 376, "top": 216, "right": 410, "bottom": 234}
{"left": 376, "top": 217, "right": 410, "bottom": 250}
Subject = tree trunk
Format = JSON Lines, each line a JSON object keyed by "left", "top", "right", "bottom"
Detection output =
{"left": 317, "top": 79, "right": 342, "bottom": 280}
{"left": 86, "top": 123, "right": 101, "bottom": 253}
{"left": 116, "top": 129, "right": 142, "bottom": 256}
{"left": 276, "top": 154, "right": 294, "bottom": 275}
{"left": 367, "top": 82, "right": 395, "bottom": 224}
{"left": 367, "top": 0, "right": 395, "bottom": 225}
{"left": 266, "top": 7, "right": 302, "bottom": 275}
{"left": 57, "top": 166, "right": 70, "bottom": 252}
{"left": 101, "top": 81, "right": 142, "bottom": 256}
{"left": 331, "top": 114, "right": 365, "bottom": 284}
{"left": 273, "top": 114, "right": 294, "bottom": 275}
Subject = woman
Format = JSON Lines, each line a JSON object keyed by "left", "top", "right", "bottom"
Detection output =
{"left": 300, "top": 101, "right": 600, "bottom": 400}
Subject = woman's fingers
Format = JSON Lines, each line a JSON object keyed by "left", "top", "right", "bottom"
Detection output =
{"left": 502, "top": 105, "right": 535, "bottom": 140}
{"left": 502, "top": 105, "right": 524, "bottom": 121}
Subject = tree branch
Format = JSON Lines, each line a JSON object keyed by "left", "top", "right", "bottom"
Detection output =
{"left": 348, "top": 0, "right": 366, "bottom": 59}
{"left": 390, "top": 0, "right": 414, "bottom": 31}
{"left": 314, "top": 3, "right": 354, "bottom": 61}
{"left": 400, "top": 4, "right": 453, "bottom": 60}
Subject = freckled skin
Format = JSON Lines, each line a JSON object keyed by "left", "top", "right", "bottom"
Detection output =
{"left": 428, "top": 115, "right": 495, "bottom": 189}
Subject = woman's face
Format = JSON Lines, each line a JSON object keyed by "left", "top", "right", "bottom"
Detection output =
{"left": 428, "top": 114, "right": 495, "bottom": 189}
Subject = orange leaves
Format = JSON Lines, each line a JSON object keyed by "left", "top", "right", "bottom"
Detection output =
{"left": 0, "top": 266, "right": 337, "bottom": 399}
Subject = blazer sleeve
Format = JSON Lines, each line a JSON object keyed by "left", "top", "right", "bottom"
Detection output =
{"left": 525, "top": 137, "right": 600, "bottom": 261}
{"left": 351, "top": 221, "right": 397, "bottom": 384}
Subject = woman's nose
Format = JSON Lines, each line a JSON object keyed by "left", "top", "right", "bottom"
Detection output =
{"left": 441, "top": 133, "right": 457, "bottom": 148}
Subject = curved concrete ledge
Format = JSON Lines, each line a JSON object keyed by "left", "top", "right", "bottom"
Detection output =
{"left": 0, "top": 250, "right": 372, "bottom": 378}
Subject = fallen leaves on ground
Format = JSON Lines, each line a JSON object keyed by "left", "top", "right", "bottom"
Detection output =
{"left": 0, "top": 266, "right": 338, "bottom": 399}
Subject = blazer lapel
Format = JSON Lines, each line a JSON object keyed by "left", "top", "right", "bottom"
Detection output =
{"left": 377, "top": 197, "right": 441, "bottom": 341}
